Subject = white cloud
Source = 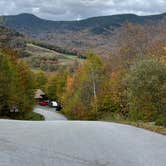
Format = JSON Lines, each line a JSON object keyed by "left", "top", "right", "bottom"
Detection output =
{"left": 0, "top": 0, "right": 166, "bottom": 20}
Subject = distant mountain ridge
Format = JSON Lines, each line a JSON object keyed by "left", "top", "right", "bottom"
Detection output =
{"left": 2, "top": 13, "right": 166, "bottom": 55}
{"left": 2, "top": 13, "right": 166, "bottom": 35}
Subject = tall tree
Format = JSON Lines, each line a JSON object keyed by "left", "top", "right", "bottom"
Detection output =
{"left": 63, "top": 52, "right": 105, "bottom": 119}
{"left": 124, "top": 58, "right": 166, "bottom": 121}
{"left": 0, "top": 50, "right": 35, "bottom": 118}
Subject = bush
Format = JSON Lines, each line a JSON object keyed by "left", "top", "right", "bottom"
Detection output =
{"left": 97, "top": 95, "right": 120, "bottom": 113}
{"left": 155, "top": 115, "right": 166, "bottom": 127}
{"left": 20, "top": 51, "right": 32, "bottom": 58}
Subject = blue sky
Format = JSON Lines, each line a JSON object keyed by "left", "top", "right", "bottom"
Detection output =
{"left": 1, "top": 0, "right": 166, "bottom": 20}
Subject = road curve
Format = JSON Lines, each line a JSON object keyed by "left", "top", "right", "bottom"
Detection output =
{"left": 0, "top": 120, "right": 166, "bottom": 166}
{"left": 34, "top": 106, "right": 67, "bottom": 121}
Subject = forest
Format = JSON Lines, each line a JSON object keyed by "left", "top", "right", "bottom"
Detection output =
{"left": 0, "top": 49, "right": 44, "bottom": 120}
{"left": 0, "top": 22, "right": 166, "bottom": 127}
{"left": 41, "top": 23, "right": 166, "bottom": 126}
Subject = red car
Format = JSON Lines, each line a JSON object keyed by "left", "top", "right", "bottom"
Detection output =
{"left": 39, "top": 100, "right": 48, "bottom": 106}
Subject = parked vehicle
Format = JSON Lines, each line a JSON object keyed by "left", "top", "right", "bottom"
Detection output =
{"left": 48, "top": 101, "right": 62, "bottom": 111}
{"left": 55, "top": 104, "right": 62, "bottom": 111}
{"left": 39, "top": 100, "right": 49, "bottom": 106}
{"left": 48, "top": 101, "right": 58, "bottom": 107}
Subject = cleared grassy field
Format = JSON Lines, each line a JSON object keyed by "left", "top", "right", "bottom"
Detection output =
{"left": 23, "top": 43, "right": 84, "bottom": 71}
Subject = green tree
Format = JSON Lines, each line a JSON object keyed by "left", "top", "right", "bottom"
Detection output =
{"left": 34, "top": 71, "right": 47, "bottom": 90}
{"left": 124, "top": 58, "right": 166, "bottom": 121}
{"left": 63, "top": 52, "right": 105, "bottom": 120}
{"left": 0, "top": 50, "right": 35, "bottom": 119}
{"left": 46, "top": 69, "right": 68, "bottom": 101}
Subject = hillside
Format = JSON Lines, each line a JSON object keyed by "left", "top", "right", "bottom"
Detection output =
{"left": 2, "top": 13, "right": 166, "bottom": 55}
{"left": 0, "top": 25, "right": 84, "bottom": 73}
{"left": 24, "top": 43, "right": 84, "bottom": 72}
{"left": 0, "top": 26, "right": 25, "bottom": 51}
{"left": 3, "top": 13, "right": 166, "bottom": 35}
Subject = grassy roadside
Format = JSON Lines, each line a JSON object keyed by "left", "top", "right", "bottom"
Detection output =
{"left": 22, "top": 112, "right": 45, "bottom": 121}
{"left": 0, "top": 112, "right": 45, "bottom": 121}
{"left": 101, "top": 113, "right": 166, "bottom": 135}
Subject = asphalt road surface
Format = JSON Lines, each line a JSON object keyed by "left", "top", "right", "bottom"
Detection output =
{"left": 0, "top": 107, "right": 166, "bottom": 166}
{"left": 34, "top": 106, "right": 67, "bottom": 121}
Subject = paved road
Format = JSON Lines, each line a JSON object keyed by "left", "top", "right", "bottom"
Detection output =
{"left": 0, "top": 108, "right": 166, "bottom": 166}
{"left": 34, "top": 106, "right": 67, "bottom": 121}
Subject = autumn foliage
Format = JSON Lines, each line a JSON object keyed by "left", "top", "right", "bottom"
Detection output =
{"left": 45, "top": 23, "right": 166, "bottom": 125}
{"left": 0, "top": 49, "right": 35, "bottom": 119}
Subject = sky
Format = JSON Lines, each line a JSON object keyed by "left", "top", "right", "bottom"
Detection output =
{"left": 0, "top": 0, "right": 166, "bottom": 21}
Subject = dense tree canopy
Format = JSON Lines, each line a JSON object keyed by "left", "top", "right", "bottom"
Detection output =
{"left": 0, "top": 50, "right": 35, "bottom": 119}
{"left": 124, "top": 59, "right": 166, "bottom": 121}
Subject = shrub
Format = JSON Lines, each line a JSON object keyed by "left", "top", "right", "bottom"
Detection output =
{"left": 155, "top": 115, "right": 166, "bottom": 127}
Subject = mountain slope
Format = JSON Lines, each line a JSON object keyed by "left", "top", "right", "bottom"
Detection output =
{"left": 2, "top": 13, "right": 166, "bottom": 55}
{"left": 3, "top": 13, "right": 166, "bottom": 35}
{"left": 0, "top": 25, "right": 25, "bottom": 51}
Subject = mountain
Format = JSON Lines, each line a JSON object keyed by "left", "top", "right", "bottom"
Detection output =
{"left": 2, "top": 13, "right": 166, "bottom": 55}
{"left": 3, "top": 13, "right": 166, "bottom": 34}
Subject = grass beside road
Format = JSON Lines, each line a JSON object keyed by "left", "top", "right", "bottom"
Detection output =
{"left": 101, "top": 113, "right": 166, "bottom": 135}
{"left": 23, "top": 112, "right": 45, "bottom": 121}
{"left": 0, "top": 112, "right": 45, "bottom": 121}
